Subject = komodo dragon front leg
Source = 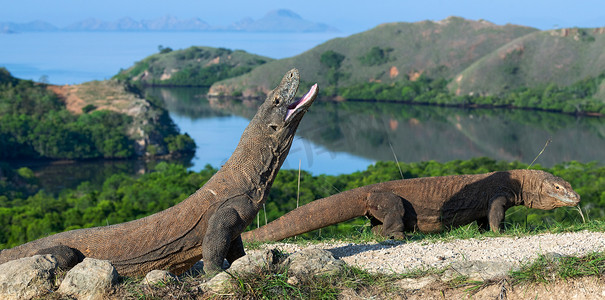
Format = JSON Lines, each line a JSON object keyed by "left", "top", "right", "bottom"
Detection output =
{"left": 202, "top": 196, "right": 252, "bottom": 274}
{"left": 367, "top": 191, "right": 406, "bottom": 239}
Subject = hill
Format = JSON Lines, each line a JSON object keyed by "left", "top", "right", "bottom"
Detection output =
{"left": 114, "top": 46, "right": 273, "bottom": 87}
{"left": 208, "top": 17, "right": 537, "bottom": 96}
{"left": 450, "top": 27, "right": 605, "bottom": 95}
{"left": 204, "top": 17, "right": 604, "bottom": 115}
{"left": 0, "top": 68, "right": 194, "bottom": 160}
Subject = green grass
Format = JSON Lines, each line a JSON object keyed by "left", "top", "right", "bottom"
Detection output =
{"left": 511, "top": 252, "right": 605, "bottom": 284}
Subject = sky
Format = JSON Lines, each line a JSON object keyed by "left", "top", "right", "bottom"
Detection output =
{"left": 1, "top": 0, "right": 604, "bottom": 34}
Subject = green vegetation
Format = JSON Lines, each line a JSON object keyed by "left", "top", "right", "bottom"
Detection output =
{"left": 337, "top": 72, "right": 605, "bottom": 115}
{"left": 114, "top": 46, "right": 272, "bottom": 87}
{"left": 320, "top": 50, "right": 348, "bottom": 94}
{"left": 1, "top": 158, "right": 602, "bottom": 249}
{"left": 358, "top": 46, "right": 394, "bottom": 66}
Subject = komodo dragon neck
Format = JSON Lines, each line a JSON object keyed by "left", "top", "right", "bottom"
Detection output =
{"left": 0, "top": 69, "right": 319, "bottom": 276}
{"left": 242, "top": 169, "right": 580, "bottom": 242}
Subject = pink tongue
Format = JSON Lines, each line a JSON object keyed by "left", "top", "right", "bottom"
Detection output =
{"left": 285, "top": 84, "right": 318, "bottom": 121}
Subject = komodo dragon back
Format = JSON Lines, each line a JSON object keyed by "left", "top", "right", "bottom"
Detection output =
{"left": 0, "top": 68, "right": 318, "bottom": 276}
{"left": 242, "top": 169, "right": 580, "bottom": 242}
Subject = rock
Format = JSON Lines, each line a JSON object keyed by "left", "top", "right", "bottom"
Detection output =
{"left": 396, "top": 275, "right": 439, "bottom": 290}
{"left": 441, "top": 260, "right": 517, "bottom": 282}
{"left": 0, "top": 255, "right": 58, "bottom": 300}
{"left": 199, "top": 249, "right": 279, "bottom": 293}
{"left": 198, "top": 272, "right": 232, "bottom": 293}
{"left": 199, "top": 248, "right": 347, "bottom": 293}
{"left": 57, "top": 258, "right": 119, "bottom": 300}
{"left": 284, "top": 248, "right": 345, "bottom": 278}
{"left": 143, "top": 270, "right": 178, "bottom": 285}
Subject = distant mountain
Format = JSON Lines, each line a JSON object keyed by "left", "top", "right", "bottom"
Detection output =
{"left": 226, "top": 9, "right": 339, "bottom": 32}
{"left": 2, "top": 9, "right": 337, "bottom": 33}
{"left": 0, "top": 20, "right": 57, "bottom": 33}
{"left": 63, "top": 15, "right": 211, "bottom": 31}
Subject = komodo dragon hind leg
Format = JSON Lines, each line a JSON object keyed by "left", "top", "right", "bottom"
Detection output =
{"left": 367, "top": 192, "right": 406, "bottom": 239}
{"left": 34, "top": 245, "right": 84, "bottom": 268}
{"left": 488, "top": 195, "right": 508, "bottom": 233}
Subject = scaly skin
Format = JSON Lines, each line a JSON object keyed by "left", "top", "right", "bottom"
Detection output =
{"left": 0, "top": 69, "right": 318, "bottom": 276}
{"left": 242, "top": 169, "right": 580, "bottom": 242}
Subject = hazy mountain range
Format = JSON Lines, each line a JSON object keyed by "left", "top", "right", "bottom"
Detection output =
{"left": 0, "top": 9, "right": 338, "bottom": 33}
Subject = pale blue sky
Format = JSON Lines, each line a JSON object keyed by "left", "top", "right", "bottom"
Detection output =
{"left": 1, "top": 0, "right": 604, "bottom": 33}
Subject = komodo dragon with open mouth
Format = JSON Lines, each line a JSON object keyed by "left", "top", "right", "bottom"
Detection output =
{"left": 242, "top": 169, "right": 580, "bottom": 242}
{"left": 0, "top": 69, "right": 318, "bottom": 276}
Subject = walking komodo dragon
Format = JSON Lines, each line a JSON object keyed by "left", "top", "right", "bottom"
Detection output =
{"left": 242, "top": 170, "right": 580, "bottom": 242}
{"left": 0, "top": 69, "right": 318, "bottom": 276}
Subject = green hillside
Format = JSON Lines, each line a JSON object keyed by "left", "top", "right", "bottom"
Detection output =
{"left": 114, "top": 46, "right": 273, "bottom": 87}
{"left": 449, "top": 27, "right": 605, "bottom": 95}
{"left": 208, "top": 17, "right": 536, "bottom": 96}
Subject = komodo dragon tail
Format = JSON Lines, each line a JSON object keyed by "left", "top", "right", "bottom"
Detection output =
{"left": 241, "top": 189, "right": 368, "bottom": 242}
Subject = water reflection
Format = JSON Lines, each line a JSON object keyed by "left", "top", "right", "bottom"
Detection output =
{"left": 146, "top": 87, "right": 605, "bottom": 169}
{"left": 7, "top": 156, "right": 193, "bottom": 195}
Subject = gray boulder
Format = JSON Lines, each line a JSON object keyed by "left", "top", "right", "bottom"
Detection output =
{"left": 199, "top": 248, "right": 346, "bottom": 293}
{"left": 200, "top": 249, "right": 279, "bottom": 293}
{"left": 0, "top": 255, "right": 58, "bottom": 300}
{"left": 143, "top": 270, "right": 178, "bottom": 285}
{"left": 57, "top": 258, "right": 118, "bottom": 300}
{"left": 284, "top": 248, "right": 345, "bottom": 278}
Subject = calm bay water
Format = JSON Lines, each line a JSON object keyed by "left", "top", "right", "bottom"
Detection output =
{"left": 1, "top": 31, "right": 604, "bottom": 192}
{"left": 148, "top": 87, "right": 605, "bottom": 171}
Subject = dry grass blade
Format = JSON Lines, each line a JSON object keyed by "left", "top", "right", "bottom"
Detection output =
{"left": 527, "top": 137, "right": 552, "bottom": 169}
{"left": 389, "top": 141, "right": 404, "bottom": 179}
{"left": 576, "top": 205, "right": 586, "bottom": 223}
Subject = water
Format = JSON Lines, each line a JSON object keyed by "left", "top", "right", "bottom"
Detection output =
{"left": 0, "top": 31, "right": 346, "bottom": 85}
{"left": 149, "top": 87, "right": 373, "bottom": 175}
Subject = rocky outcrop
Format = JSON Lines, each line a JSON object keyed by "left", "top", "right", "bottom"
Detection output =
{"left": 48, "top": 80, "right": 195, "bottom": 157}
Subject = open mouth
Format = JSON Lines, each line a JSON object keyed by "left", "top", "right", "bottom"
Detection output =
{"left": 285, "top": 83, "right": 318, "bottom": 121}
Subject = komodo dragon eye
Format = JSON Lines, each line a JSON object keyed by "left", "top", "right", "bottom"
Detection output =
{"left": 274, "top": 96, "right": 281, "bottom": 106}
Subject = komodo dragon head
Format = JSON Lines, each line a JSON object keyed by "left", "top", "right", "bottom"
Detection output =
{"left": 229, "top": 68, "right": 317, "bottom": 203}
{"left": 523, "top": 170, "right": 580, "bottom": 209}
{"left": 254, "top": 69, "right": 317, "bottom": 141}
{"left": 250, "top": 68, "right": 317, "bottom": 157}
